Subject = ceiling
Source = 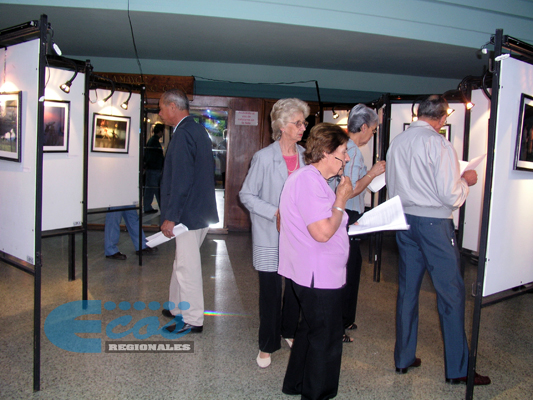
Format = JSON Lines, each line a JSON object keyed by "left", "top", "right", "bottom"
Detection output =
{"left": 0, "top": 4, "right": 492, "bottom": 92}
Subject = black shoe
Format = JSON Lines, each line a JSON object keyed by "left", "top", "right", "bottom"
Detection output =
{"left": 345, "top": 323, "right": 358, "bottom": 330}
{"left": 396, "top": 358, "right": 421, "bottom": 374}
{"left": 136, "top": 247, "right": 158, "bottom": 256}
{"left": 161, "top": 309, "right": 175, "bottom": 318}
{"left": 446, "top": 372, "right": 491, "bottom": 385}
{"left": 165, "top": 322, "right": 203, "bottom": 334}
{"left": 106, "top": 252, "right": 127, "bottom": 260}
{"left": 144, "top": 209, "right": 158, "bottom": 214}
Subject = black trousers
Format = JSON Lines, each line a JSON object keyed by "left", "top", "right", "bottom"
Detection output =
{"left": 342, "top": 209, "right": 363, "bottom": 328}
{"left": 258, "top": 271, "right": 299, "bottom": 353}
{"left": 342, "top": 237, "right": 362, "bottom": 328}
{"left": 282, "top": 282, "right": 343, "bottom": 400}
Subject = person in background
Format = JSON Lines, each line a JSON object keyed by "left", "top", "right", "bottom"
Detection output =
{"left": 386, "top": 95, "right": 490, "bottom": 385}
{"left": 143, "top": 123, "right": 165, "bottom": 214}
{"left": 330, "top": 104, "right": 385, "bottom": 342}
{"left": 239, "top": 98, "right": 309, "bottom": 368}
{"left": 158, "top": 89, "right": 219, "bottom": 335}
{"left": 104, "top": 206, "right": 156, "bottom": 260}
{"left": 279, "top": 122, "right": 352, "bottom": 399}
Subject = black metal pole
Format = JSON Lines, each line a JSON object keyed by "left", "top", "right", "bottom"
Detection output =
{"left": 82, "top": 62, "right": 92, "bottom": 301}
{"left": 33, "top": 13, "right": 48, "bottom": 392}
{"left": 465, "top": 29, "right": 503, "bottom": 400}
{"left": 138, "top": 85, "right": 145, "bottom": 266}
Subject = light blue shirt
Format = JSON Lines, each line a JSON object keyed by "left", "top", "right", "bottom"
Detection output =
{"left": 329, "top": 139, "right": 367, "bottom": 213}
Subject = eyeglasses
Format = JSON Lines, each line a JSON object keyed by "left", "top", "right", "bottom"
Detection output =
{"left": 288, "top": 120, "right": 309, "bottom": 129}
{"left": 372, "top": 128, "right": 378, "bottom": 135}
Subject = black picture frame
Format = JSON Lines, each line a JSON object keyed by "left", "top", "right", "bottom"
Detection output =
{"left": 43, "top": 100, "right": 70, "bottom": 153}
{"left": 513, "top": 93, "right": 533, "bottom": 171}
{"left": 91, "top": 113, "right": 130, "bottom": 153}
{"left": 0, "top": 91, "right": 22, "bottom": 162}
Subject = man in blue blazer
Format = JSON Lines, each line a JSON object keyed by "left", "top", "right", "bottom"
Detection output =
{"left": 158, "top": 89, "right": 218, "bottom": 334}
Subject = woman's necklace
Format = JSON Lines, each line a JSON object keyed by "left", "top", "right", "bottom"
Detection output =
{"left": 287, "top": 154, "right": 299, "bottom": 173}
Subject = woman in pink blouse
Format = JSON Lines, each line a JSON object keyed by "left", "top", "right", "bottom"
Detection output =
{"left": 279, "top": 123, "right": 353, "bottom": 400}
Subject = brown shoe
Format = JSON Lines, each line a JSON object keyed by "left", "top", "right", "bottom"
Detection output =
{"left": 446, "top": 372, "right": 491, "bottom": 385}
{"left": 396, "top": 358, "right": 421, "bottom": 374}
{"left": 106, "top": 252, "right": 127, "bottom": 260}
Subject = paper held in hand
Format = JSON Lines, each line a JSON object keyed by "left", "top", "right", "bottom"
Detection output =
{"left": 146, "top": 223, "right": 188, "bottom": 248}
{"left": 459, "top": 154, "right": 486, "bottom": 175}
{"left": 366, "top": 173, "right": 386, "bottom": 192}
{"left": 348, "top": 195, "right": 409, "bottom": 236}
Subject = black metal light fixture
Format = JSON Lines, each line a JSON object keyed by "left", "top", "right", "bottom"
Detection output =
{"left": 121, "top": 88, "right": 132, "bottom": 110}
{"left": 97, "top": 80, "right": 115, "bottom": 106}
{"left": 332, "top": 107, "right": 339, "bottom": 119}
{"left": 59, "top": 69, "right": 78, "bottom": 93}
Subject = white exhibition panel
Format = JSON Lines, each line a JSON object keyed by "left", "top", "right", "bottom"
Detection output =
{"left": 484, "top": 57, "right": 533, "bottom": 296}
{"left": 462, "top": 89, "right": 490, "bottom": 252}
{"left": 42, "top": 68, "right": 85, "bottom": 231}
{"left": 0, "top": 40, "right": 39, "bottom": 264}
{"left": 88, "top": 91, "right": 141, "bottom": 209}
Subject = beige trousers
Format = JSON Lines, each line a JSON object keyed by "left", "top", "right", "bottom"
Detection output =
{"left": 169, "top": 227, "right": 209, "bottom": 326}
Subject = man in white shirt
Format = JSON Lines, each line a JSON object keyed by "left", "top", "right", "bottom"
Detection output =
{"left": 386, "top": 95, "right": 490, "bottom": 385}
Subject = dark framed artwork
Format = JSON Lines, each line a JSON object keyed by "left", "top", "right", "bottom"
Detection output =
{"left": 44, "top": 100, "right": 70, "bottom": 152}
{"left": 403, "top": 122, "right": 451, "bottom": 141}
{"left": 439, "top": 124, "right": 451, "bottom": 141}
{"left": 91, "top": 113, "right": 130, "bottom": 153}
{"left": 513, "top": 93, "right": 533, "bottom": 171}
{"left": 0, "top": 91, "right": 22, "bottom": 162}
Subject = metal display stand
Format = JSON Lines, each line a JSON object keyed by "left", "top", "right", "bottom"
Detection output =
{"left": 0, "top": 14, "right": 48, "bottom": 392}
{"left": 86, "top": 73, "right": 146, "bottom": 270}
{"left": 467, "top": 29, "right": 533, "bottom": 400}
{"left": 0, "top": 16, "right": 146, "bottom": 391}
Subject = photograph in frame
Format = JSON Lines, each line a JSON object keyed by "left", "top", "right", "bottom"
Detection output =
{"left": 0, "top": 91, "right": 22, "bottom": 162}
{"left": 91, "top": 113, "right": 130, "bottom": 153}
{"left": 514, "top": 93, "right": 533, "bottom": 171}
{"left": 44, "top": 100, "right": 70, "bottom": 152}
{"left": 403, "top": 122, "right": 451, "bottom": 141}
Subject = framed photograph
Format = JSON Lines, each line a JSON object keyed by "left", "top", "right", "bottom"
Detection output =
{"left": 44, "top": 100, "right": 70, "bottom": 152}
{"left": 0, "top": 91, "right": 22, "bottom": 162}
{"left": 91, "top": 113, "right": 130, "bottom": 153}
{"left": 513, "top": 93, "right": 533, "bottom": 171}
{"left": 404, "top": 122, "right": 451, "bottom": 141}
{"left": 439, "top": 124, "right": 451, "bottom": 141}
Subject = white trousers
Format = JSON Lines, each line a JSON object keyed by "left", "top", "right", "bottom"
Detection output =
{"left": 169, "top": 227, "right": 208, "bottom": 326}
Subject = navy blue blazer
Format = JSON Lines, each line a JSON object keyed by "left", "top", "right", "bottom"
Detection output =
{"left": 160, "top": 115, "right": 219, "bottom": 230}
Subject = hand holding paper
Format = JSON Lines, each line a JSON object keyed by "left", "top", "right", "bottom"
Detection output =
{"left": 348, "top": 195, "right": 409, "bottom": 236}
{"left": 459, "top": 154, "right": 486, "bottom": 175}
{"left": 146, "top": 223, "right": 188, "bottom": 248}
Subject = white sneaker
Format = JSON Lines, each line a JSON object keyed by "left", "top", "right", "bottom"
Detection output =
{"left": 256, "top": 351, "right": 271, "bottom": 368}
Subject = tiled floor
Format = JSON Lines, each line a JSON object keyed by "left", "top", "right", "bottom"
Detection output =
{"left": 0, "top": 230, "right": 532, "bottom": 399}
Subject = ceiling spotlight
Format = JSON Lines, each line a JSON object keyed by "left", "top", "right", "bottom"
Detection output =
{"left": 59, "top": 69, "right": 78, "bottom": 94}
{"left": 465, "top": 101, "right": 475, "bottom": 110}
{"left": 332, "top": 107, "right": 339, "bottom": 119}
{"left": 121, "top": 89, "right": 132, "bottom": 110}
{"left": 447, "top": 108, "right": 455, "bottom": 116}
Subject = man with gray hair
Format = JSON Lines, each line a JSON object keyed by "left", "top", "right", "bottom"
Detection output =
{"left": 158, "top": 89, "right": 219, "bottom": 334}
{"left": 386, "top": 95, "right": 490, "bottom": 385}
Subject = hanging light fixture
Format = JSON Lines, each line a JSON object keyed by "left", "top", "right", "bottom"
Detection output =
{"left": 332, "top": 107, "right": 339, "bottom": 119}
{"left": 97, "top": 81, "right": 115, "bottom": 107}
{"left": 121, "top": 88, "right": 132, "bottom": 110}
{"left": 60, "top": 69, "right": 78, "bottom": 93}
